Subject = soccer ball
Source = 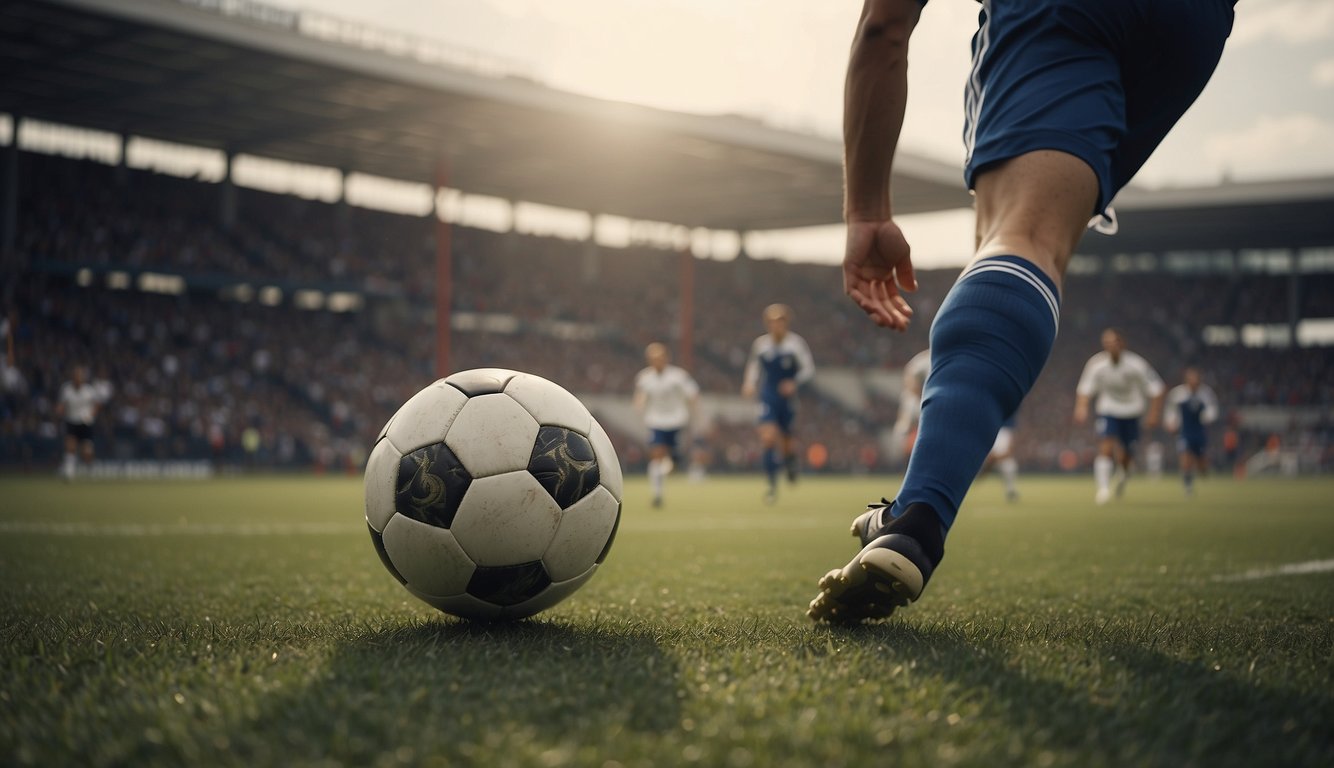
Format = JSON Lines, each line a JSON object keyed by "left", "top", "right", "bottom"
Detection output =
{"left": 363, "top": 368, "right": 623, "bottom": 621}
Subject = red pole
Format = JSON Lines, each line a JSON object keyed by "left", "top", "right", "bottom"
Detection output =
{"left": 679, "top": 245, "right": 695, "bottom": 373}
{"left": 434, "top": 159, "right": 452, "bottom": 378}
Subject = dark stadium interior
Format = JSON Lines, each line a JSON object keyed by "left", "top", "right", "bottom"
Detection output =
{"left": 4, "top": 151, "right": 1330, "bottom": 475}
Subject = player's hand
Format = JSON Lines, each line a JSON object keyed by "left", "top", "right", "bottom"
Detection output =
{"left": 778, "top": 380, "right": 797, "bottom": 398}
{"left": 843, "top": 218, "right": 916, "bottom": 331}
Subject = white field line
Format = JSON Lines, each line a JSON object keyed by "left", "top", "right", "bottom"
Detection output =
{"left": 1211, "top": 559, "right": 1334, "bottom": 582}
{"left": 0, "top": 521, "right": 352, "bottom": 536}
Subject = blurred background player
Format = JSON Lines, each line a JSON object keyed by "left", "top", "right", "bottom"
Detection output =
{"left": 633, "top": 342, "right": 699, "bottom": 508}
{"left": 892, "top": 348, "right": 931, "bottom": 453}
{"left": 1074, "top": 328, "right": 1165, "bottom": 505}
{"left": 982, "top": 415, "right": 1021, "bottom": 503}
{"left": 55, "top": 364, "right": 100, "bottom": 481}
{"left": 1164, "top": 366, "right": 1220, "bottom": 497}
{"left": 741, "top": 304, "right": 814, "bottom": 503}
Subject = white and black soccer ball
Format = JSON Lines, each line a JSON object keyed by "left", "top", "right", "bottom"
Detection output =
{"left": 363, "top": 368, "right": 623, "bottom": 621}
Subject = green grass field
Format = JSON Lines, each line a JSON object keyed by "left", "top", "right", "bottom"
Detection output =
{"left": 1, "top": 473, "right": 1331, "bottom": 767}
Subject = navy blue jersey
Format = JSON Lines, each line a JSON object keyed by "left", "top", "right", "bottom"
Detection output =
{"left": 743, "top": 332, "right": 815, "bottom": 402}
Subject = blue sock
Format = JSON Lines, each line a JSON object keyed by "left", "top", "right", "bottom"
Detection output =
{"left": 893, "top": 256, "right": 1060, "bottom": 531}
{"left": 763, "top": 448, "right": 780, "bottom": 487}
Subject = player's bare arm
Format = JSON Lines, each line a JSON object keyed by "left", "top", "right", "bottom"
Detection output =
{"left": 1073, "top": 394, "right": 1091, "bottom": 425}
{"left": 1145, "top": 392, "right": 1165, "bottom": 430}
{"left": 842, "top": 0, "right": 922, "bottom": 331}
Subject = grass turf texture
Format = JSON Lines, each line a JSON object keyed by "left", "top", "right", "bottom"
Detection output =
{"left": 1, "top": 474, "right": 1331, "bottom": 767}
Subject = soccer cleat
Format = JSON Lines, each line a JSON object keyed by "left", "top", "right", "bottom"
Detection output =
{"left": 849, "top": 498, "right": 893, "bottom": 543}
{"left": 785, "top": 455, "right": 799, "bottom": 485}
{"left": 1095, "top": 487, "right": 1113, "bottom": 506}
{"left": 651, "top": 496, "right": 663, "bottom": 509}
{"left": 809, "top": 502, "right": 944, "bottom": 624}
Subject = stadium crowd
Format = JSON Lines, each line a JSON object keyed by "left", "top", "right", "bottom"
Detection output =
{"left": 3, "top": 152, "right": 1331, "bottom": 475}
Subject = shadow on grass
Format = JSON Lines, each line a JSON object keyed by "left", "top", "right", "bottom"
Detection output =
{"left": 819, "top": 621, "right": 1332, "bottom": 766}
{"left": 222, "top": 616, "right": 683, "bottom": 764}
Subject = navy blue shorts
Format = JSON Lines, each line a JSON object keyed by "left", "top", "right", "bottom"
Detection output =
{"left": 648, "top": 428, "right": 681, "bottom": 451}
{"left": 1177, "top": 429, "right": 1207, "bottom": 457}
{"left": 759, "top": 396, "right": 796, "bottom": 434}
{"left": 1096, "top": 415, "right": 1140, "bottom": 449}
{"left": 963, "top": 0, "right": 1235, "bottom": 214}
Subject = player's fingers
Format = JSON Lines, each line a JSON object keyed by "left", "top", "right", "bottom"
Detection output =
{"left": 848, "top": 285, "right": 894, "bottom": 328}
{"left": 897, "top": 257, "right": 918, "bottom": 294}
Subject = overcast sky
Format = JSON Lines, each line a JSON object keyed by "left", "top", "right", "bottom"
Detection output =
{"left": 292, "top": 0, "right": 1334, "bottom": 265}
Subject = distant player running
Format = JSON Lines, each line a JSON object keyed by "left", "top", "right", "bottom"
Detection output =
{"left": 741, "top": 304, "right": 814, "bottom": 504}
{"left": 1073, "top": 328, "right": 1165, "bottom": 505}
{"left": 634, "top": 343, "right": 699, "bottom": 508}
{"left": 809, "top": 0, "right": 1233, "bottom": 623}
{"left": 56, "top": 364, "right": 100, "bottom": 481}
{"left": 1163, "top": 366, "right": 1219, "bottom": 497}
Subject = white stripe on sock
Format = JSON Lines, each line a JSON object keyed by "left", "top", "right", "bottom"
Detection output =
{"left": 958, "top": 260, "right": 1060, "bottom": 333}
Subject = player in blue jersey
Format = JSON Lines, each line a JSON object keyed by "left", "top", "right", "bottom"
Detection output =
{"left": 1164, "top": 367, "right": 1220, "bottom": 497}
{"left": 810, "top": 0, "right": 1235, "bottom": 622}
{"left": 741, "top": 304, "right": 815, "bottom": 504}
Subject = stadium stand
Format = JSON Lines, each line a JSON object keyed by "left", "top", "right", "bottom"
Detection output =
{"left": 3, "top": 151, "right": 1331, "bottom": 476}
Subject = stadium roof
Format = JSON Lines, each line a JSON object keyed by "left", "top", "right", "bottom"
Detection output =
{"left": 5, "top": 0, "right": 1333, "bottom": 252}
{"left": 0, "top": 0, "right": 972, "bottom": 231}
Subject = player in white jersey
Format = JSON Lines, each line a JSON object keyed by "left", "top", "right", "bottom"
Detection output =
{"left": 56, "top": 365, "right": 101, "bottom": 480}
{"left": 1073, "top": 329, "right": 1164, "bottom": 505}
{"left": 634, "top": 343, "right": 699, "bottom": 508}
{"left": 892, "top": 349, "right": 931, "bottom": 442}
{"left": 1163, "top": 367, "right": 1220, "bottom": 497}
{"left": 741, "top": 304, "right": 815, "bottom": 503}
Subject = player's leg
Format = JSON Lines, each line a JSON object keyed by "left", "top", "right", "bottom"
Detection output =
{"left": 61, "top": 430, "right": 78, "bottom": 481}
{"left": 992, "top": 427, "right": 1019, "bottom": 502}
{"left": 1094, "top": 432, "right": 1119, "bottom": 505}
{"left": 647, "top": 438, "right": 668, "bottom": 508}
{"left": 757, "top": 421, "right": 780, "bottom": 502}
{"left": 1179, "top": 447, "right": 1196, "bottom": 496}
{"left": 780, "top": 426, "right": 799, "bottom": 485}
{"left": 1114, "top": 420, "right": 1139, "bottom": 497}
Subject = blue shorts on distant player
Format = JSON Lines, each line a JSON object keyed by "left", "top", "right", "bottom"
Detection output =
{"left": 648, "top": 428, "right": 681, "bottom": 452}
{"left": 1177, "top": 429, "right": 1207, "bottom": 457}
{"left": 962, "top": 0, "right": 1236, "bottom": 216}
{"left": 1096, "top": 416, "right": 1140, "bottom": 449}
{"left": 759, "top": 396, "right": 796, "bottom": 434}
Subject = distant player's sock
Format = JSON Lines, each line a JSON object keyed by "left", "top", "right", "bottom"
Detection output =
{"left": 1094, "top": 456, "right": 1113, "bottom": 493}
{"left": 784, "top": 452, "right": 799, "bottom": 483}
{"left": 1182, "top": 470, "right": 1194, "bottom": 496}
{"left": 62, "top": 452, "right": 76, "bottom": 480}
{"left": 999, "top": 457, "right": 1019, "bottom": 499}
{"left": 649, "top": 458, "right": 665, "bottom": 501}
{"left": 891, "top": 256, "right": 1059, "bottom": 531}
{"left": 763, "top": 448, "right": 780, "bottom": 490}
